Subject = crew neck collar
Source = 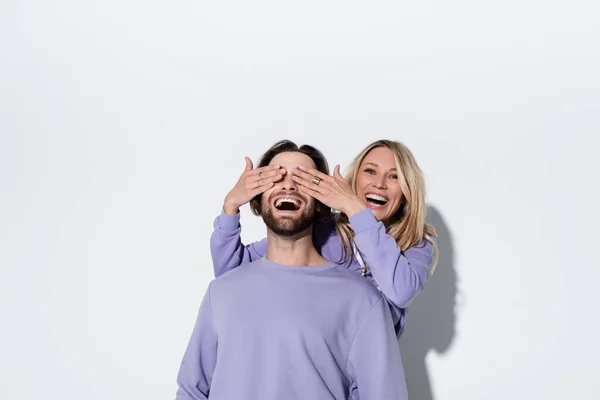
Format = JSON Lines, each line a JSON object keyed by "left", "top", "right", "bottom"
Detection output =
{"left": 260, "top": 257, "right": 337, "bottom": 273}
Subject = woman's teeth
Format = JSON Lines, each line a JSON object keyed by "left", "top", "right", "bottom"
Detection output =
{"left": 366, "top": 194, "right": 388, "bottom": 206}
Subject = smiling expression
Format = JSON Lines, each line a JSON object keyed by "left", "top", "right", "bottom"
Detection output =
{"left": 260, "top": 152, "right": 318, "bottom": 236}
{"left": 355, "top": 146, "right": 404, "bottom": 225}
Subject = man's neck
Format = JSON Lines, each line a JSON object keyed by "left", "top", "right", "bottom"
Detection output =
{"left": 265, "top": 228, "right": 327, "bottom": 267}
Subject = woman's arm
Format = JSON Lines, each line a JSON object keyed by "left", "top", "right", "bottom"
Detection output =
{"left": 209, "top": 209, "right": 267, "bottom": 277}
{"left": 209, "top": 157, "right": 282, "bottom": 277}
{"left": 350, "top": 209, "right": 435, "bottom": 310}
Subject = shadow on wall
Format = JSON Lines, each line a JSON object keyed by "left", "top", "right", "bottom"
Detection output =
{"left": 399, "top": 205, "right": 459, "bottom": 400}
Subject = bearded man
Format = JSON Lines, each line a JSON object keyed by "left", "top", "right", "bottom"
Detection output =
{"left": 175, "top": 140, "right": 407, "bottom": 400}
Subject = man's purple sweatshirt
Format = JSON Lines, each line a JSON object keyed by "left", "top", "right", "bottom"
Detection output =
{"left": 210, "top": 208, "right": 435, "bottom": 336}
{"left": 175, "top": 257, "right": 408, "bottom": 400}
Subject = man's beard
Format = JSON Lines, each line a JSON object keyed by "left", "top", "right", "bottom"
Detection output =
{"left": 262, "top": 197, "right": 317, "bottom": 237}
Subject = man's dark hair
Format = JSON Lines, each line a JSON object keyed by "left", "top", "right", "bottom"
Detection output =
{"left": 249, "top": 140, "right": 331, "bottom": 223}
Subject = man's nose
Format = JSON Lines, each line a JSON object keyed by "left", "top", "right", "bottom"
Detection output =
{"left": 280, "top": 168, "right": 298, "bottom": 191}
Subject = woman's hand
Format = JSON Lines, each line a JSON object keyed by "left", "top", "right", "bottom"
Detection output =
{"left": 223, "top": 157, "right": 284, "bottom": 215}
{"left": 292, "top": 164, "right": 366, "bottom": 217}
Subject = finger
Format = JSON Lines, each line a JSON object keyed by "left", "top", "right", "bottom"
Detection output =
{"left": 292, "top": 168, "right": 331, "bottom": 187}
{"left": 248, "top": 164, "right": 282, "bottom": 178}
{"left": 298, "top": 185, "right": 325, "bottom": 202}
{"left": 244, "top": 157, "right": 253, "bottom": 171}
{"left": 246, "top": 171, "right": 283, "bottom": 190}
{"left": 292, "top": 173, "right": 326, "bottom": 194}
{"left": 296, "top": 166, "right": 330, "bottom": 181}
{"left": 251, "top": 172, "right": 284, "bottom": 189}
{"left": 333, "top": 164, "right": 345, "bottom": 181}
{"left": 250, "top": 181, "right": 274, "bottom": 196}
{"left": 257, "top": 164, "right": 282, "bottom": 171}
{"left": 299, "top": 184, "right": 337, "bottom": 210}
{"left": 255, "top": 168, "right": 285, "bottom": 181}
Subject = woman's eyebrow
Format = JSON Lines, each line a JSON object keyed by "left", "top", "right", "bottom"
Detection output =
{"left": 364, "top": 162, "right": 396, "bottom": 171}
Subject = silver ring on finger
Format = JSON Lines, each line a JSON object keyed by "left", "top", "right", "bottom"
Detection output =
{"left": 312, "top": 176, "right": 322, "bottom": 186}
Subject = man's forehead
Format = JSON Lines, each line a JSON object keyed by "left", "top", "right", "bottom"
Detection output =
{"left": 270, "top": 151, "right": 316, "bottom": 168}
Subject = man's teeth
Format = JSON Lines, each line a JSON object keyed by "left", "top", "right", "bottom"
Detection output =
{"left": 275, "top": 198, "right": 300, "bottom": 207}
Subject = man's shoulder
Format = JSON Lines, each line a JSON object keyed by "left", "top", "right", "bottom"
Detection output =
{"left": 329, "top": 265, "right": 384, "bottom": 305}
{"left": 211, "top": 259, "right": 262, "bottom": 287}
{"left": 326, "top": 266, "right": 389, "bottom": 332}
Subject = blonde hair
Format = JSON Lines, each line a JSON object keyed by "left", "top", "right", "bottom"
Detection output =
{"left": 335, "top": 140, "right": 439, "bottom": 274}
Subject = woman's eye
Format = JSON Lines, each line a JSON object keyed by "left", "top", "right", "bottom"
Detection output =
{"left": 389, "top": 174, "right": 398, "bottom": 180}
{"left": 364, "top": 168, "right": 375, "bottom": 175}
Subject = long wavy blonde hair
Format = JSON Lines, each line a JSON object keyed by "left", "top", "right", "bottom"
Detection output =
{"left": 335, "top": 140, "right": 439, "bottom": 274}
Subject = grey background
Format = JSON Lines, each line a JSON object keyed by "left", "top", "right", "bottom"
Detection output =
{"left": 1, "top": 0, "right": 599, "bottom": 399}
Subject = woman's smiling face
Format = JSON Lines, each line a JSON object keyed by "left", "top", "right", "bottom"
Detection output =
{"left": 355, "top": 146, "right": 404, "bottom": 224}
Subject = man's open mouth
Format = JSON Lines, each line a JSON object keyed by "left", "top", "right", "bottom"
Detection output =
{"left": 274, "top": 197, "right": 301, "bottom": 211}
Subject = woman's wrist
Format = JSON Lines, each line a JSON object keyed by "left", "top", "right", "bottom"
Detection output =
{"left": 223, "top": 195, "right": 240, "bottom": 216}
{"left": 342, "top": 198, "right": 367, "bottom": 218}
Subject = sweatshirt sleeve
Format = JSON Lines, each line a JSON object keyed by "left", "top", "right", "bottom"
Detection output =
{"left": 175, "top": 284, "right": 218, "bottom": 400}
{"left": 349, "top": 209, "right": 435, "bottom": 309}
{"left": 346, "top": 297, "right": 408, "bottom": 400}
{"left": 209, "top": 209, "right": 268, "bottom": 278}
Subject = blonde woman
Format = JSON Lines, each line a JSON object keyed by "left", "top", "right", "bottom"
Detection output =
{"left": 210, "top": 139, "right": 438, "bottom": 336}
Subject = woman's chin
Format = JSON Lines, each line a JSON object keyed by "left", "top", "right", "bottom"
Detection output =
{"left": 369, "top": 208, "right": 386, "bottom": 222}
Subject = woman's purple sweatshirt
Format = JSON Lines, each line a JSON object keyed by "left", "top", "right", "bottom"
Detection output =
{"left": 209, "top": 208, "right": 435, "bottom": 337}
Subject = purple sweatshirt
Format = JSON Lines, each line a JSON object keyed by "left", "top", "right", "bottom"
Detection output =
{"left": 176, "top": 257, "right": 408, "bottom": 400}
{"left": 210, "top": 208, "right": 435, "bottom": 336}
